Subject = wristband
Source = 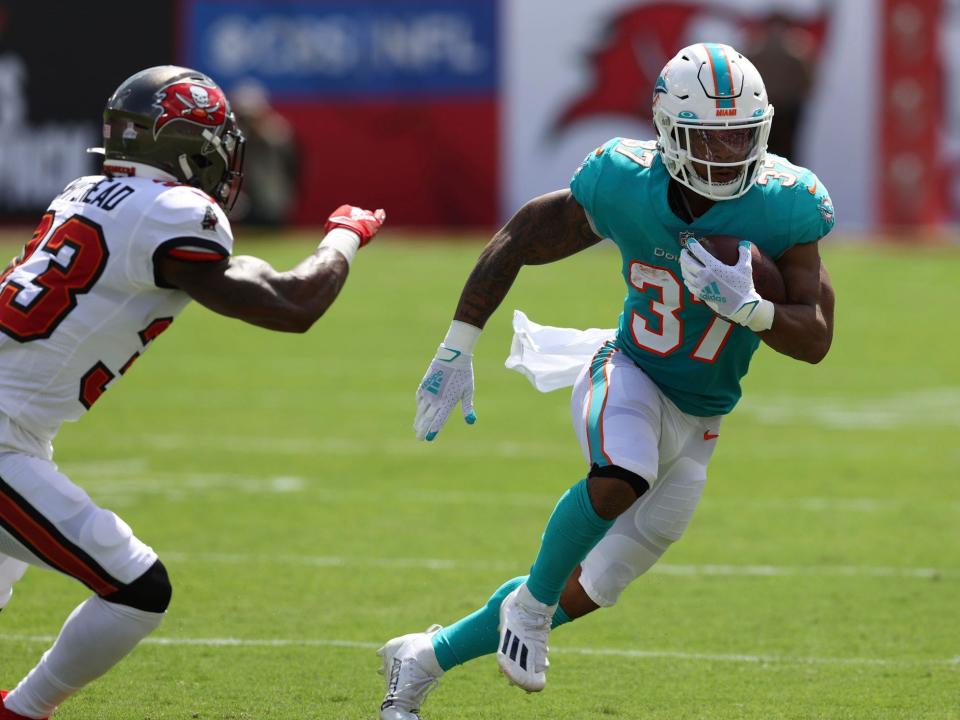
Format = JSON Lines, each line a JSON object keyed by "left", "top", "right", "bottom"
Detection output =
{"left": 442, "top": 320, "right": 482, "bottom": 354}
{"left": 745, "top": 298, "right": 775, "bottom": 332}
{"left": 319, "top": 227, "right": 361, "bottom": 266}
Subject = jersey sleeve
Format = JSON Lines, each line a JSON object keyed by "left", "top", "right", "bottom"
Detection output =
{"left": 569, "top": 138, "right": 622, "bottom": 239}
{"left": 127, "top": 186, "right": 234, "bottom": 289}
{"left": 789, "top": 172, "right": 836, "bottom": 247}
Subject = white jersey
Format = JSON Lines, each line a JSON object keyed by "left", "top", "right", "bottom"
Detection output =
{"left": 0, "top": 170, "right": 233, "bottom": 458}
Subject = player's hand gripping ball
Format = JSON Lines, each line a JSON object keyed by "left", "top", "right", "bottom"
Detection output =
{"left": 680, "top": 235, "right": 784, "bottom": 330}
{"left": 693, "top": 235, "right": 786, "bottom": 304}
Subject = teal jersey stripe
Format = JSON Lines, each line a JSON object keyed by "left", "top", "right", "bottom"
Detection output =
{"left": 586, "top": 341, "right": 617, "bottom": 466}
{"left": 704, "top": 43, "right": 735, "bottom": 110}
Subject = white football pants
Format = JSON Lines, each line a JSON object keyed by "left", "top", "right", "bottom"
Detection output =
{"left": 0, "top": 451, "right": 163, "bottom": 718}
{"left": 571, "top": 343, "right": 722, "bottom": 607}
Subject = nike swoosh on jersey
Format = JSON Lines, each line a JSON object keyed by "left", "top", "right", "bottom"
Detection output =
{"left": 703, "top": 430, "right": 720, "bottom": 440}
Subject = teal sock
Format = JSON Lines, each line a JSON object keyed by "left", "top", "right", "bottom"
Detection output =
{"left": 432, "top": 575, "right": 575, "bottom": 672}
{"left": 553, "top": 604, "right": 572, "bottom": 626}
{"left": 526, "top": 478, "right": 613, "bottom": 606}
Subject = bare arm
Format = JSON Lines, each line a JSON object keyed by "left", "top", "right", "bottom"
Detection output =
{"left": 454, "top": 189, "right": 602, "bottom": 328}
{"left": 156, "top": 246, "right": 350, "bottom": 333}
{"left": 758, "top": 241, "right": 835, "bottom": 363}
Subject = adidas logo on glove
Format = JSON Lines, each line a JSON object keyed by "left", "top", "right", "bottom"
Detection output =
{"left": 698, "top": 281, "right": 726, "bottom": 305}
{"left": 420, "top": 370, "right": 445, "bottom": 395}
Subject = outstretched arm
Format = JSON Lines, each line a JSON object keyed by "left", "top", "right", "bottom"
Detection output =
{"left": 156, "top": 205, "right": 384, "bottom": 333}
{"left": 454, "top": 189, "right": 602, "bottom": 328}
{"left": 157, "top": 248, "right": 350, "bottom": 333}
{"left": 414, "top": 190, "right": 601, "bottom": 441}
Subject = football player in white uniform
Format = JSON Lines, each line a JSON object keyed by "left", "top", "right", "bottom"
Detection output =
{"left": 0, "top": 65, "right": 385, "bottom": 719}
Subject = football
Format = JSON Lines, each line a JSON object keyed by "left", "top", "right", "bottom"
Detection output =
{"left": 695, "top": 235, "right": 786, "bottom": 304}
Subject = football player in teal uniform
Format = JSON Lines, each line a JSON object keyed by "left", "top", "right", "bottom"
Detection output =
{"left": 379, "top": 43, "right": 836, "bottom": 718}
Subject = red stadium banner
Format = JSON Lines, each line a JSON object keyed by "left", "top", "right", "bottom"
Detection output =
{"left": 878, "top": 0, "right": 947, "bottom": 228}
{"left": 277, "top": 99, "right": 497, "bottom": 228}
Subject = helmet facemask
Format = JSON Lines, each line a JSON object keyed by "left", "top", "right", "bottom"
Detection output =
{"left": 185, "top": 121, "right": 246, "bottom": 211}
{"left": 655, "top": 112, "right": 772, "bottom": 200}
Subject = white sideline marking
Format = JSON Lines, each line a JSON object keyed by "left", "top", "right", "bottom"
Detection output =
{"left": 159, "top": 551, "right": 958, "bottom": 580}
{"left": 141, "top": 434, "right": 567, "bottom": 460}
{"left": 0, "top": 633, "right": 377, "bottom": 651}
{"left": 66, "top": 466, "right": 960, "bottom": 514}
{"left": 738, "top": 387, "right": 960, "bottom": 429}
{"left": 0, "top": 633, "right": 953, "bottom": 668}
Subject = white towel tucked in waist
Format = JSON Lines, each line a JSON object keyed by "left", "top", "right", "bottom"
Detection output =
{"left": 504, "top": 309, "right": 616, "bottom": 392}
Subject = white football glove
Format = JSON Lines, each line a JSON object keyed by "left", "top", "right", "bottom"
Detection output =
{"left": 414, "top": 322, "right": 480, "bottom": 441}
{"left": 679, "top": 238, "right": 774, "bottom": 332}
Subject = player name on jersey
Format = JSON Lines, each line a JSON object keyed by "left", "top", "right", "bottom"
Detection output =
{"left": 58, "top": 177, "right": 136, "bottom": 211}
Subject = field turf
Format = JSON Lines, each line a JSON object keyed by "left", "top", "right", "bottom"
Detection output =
{"left": 0, "top": 234, "right": 957, "bottom": 719}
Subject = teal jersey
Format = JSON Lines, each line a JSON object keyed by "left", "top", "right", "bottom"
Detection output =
{"left": 570, "top": 137, "right": 835, "bottom": 416}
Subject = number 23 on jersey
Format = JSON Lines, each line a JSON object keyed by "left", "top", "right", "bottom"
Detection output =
{"left": 0, "top": 212, "right": 109, "bottom": 342}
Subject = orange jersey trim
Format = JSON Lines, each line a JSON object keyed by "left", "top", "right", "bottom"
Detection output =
{"left": 167, "top": 248, "right": 225, "bottom": 262}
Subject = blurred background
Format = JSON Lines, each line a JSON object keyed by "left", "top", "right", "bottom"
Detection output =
{"left": 0, "top": 0, "right": 956, "bottom": 236}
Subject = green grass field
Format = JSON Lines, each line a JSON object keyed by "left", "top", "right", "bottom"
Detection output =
{"left": 0, "top": 234, "right": 957, "bottom": 719}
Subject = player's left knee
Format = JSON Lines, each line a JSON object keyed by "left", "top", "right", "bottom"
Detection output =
{"left": 640, "top": 479, "right": 705, "bottom": 545}
{"left": 589, "top": 463, "right": 650, "bottom": 498}
{"left": 103, "top": 560, "right": 172, "bottom": 613}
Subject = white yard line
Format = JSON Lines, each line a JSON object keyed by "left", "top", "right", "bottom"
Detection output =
{"left": 737, "top": 387, "right": 960, "bottom": 429}
{"left": 65, "top": 467, "right": 959, "bottom": 514}
{"left": 0, "top": 633, "right": 954, "bottom": 668}
{"left": 158, "top": 551, "right": 957, "bottom": 580}
{"left": 140, "top": 434, "right": 568, "bottom": 460}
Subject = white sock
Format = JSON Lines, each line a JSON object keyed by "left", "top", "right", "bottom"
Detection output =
{"left": 5, "top": 597, "right": 164, "bottom": 718}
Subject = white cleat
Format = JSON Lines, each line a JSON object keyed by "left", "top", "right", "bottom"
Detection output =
{"left": 497, "top": 584, "right": 556, "bottom": 692}
{"left": 378, "top": 624, "right": 444, "bottom": 720}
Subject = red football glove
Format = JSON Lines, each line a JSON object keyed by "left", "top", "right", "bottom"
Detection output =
{"left": 324, "top": 205, "right": 386, "bottom": 247}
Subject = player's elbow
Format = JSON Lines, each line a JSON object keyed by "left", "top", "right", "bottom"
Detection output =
{"left": 283, "top": 307, "right": 325, "bottom": 333}
{"left": 265, "top": 302, "right": 325, "bottom": 333}
{"left": 803, "top": 346, "right": 828, "bottom": 364}
{"left": 802, "top": 332, "right": 832, "bottom": 364}
{"left": 284, "top": 318, "right": 314, "bottom": 334}
{"left": 273, "top": 282, "right": 341, "bottom": 333}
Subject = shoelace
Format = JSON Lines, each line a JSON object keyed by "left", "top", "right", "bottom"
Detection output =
{"left": 518, "top": 603, "right": 552, "bottom": 632}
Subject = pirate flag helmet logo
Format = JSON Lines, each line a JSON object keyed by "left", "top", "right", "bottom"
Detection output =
{"left": 153, "top": 80, "right": 228, "bottom": 137}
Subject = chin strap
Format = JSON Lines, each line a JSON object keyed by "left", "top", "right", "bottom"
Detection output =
{"left": 177, "top": 154, "right": 193, "bottom": 180}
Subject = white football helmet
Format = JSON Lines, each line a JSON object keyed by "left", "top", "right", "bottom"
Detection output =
{"left": 653, "top": 43, "right": 774, "bottom": 201}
